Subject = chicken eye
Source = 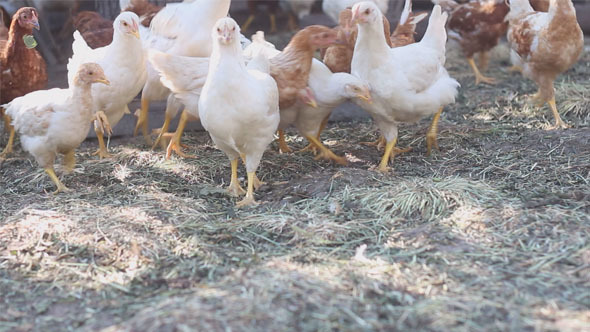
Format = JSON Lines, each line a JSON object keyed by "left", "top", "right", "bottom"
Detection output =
{"left": 364, "top": 9, "right": 370, "bottom": 15}
{"left": 217, "top": 28, "right": 221, "bottom": 32}
{"left": 232, "top": 26, "right": 236, "bottom": 31}
{"left": 88, "top": 71, "right": 94, "bottom": 75}
{"left": 123, "top": 22, "right": 128, "bottom": 26}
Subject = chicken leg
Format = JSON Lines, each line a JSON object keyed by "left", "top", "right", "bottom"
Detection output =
{"left": 299, "top": 114, "right": 331, "bottom": 155}
{"left": 361, "top": 136, "right": 386, "bottom": 151}
{"left": 467, "top": 58, "right": 496, "bottom": 85}
{"left": 227, "top": 158, "right": 246, "bottom": 197}
{"left": 478, "top": 51, "right": 490, "bottom": 72}
{"left": 304, "top": 135, "right": 348, "bottom": 165}
{"left": 277, "top": 129, "right": 293, "bottom": 153}
{"left": 166, "top": 110, "right": 195, "bottom": 159}
{"left": 152, "top": 112, "right": 172, "bottom": 150}
{"left": 548, "top": 97, "right": 569, "bottom": 129}
{"left": 134, "top": 98, "right": 152, "bottom": 146}
{"left": 240, "top": 154, "right": 265, "bottom": 190}
{"left": 63, "top": 150, "right": 76, "bottom": 174}
{"left": 236, "top": 172, "right": 259, "bottom": 207}
{"left": 45, "top": 167, "right": 69, "bottom": 194}
{"left": 92, "top": 127, "right": 111, "bottom": 159}
{"left": 426, "top": 107, "right": 444, "bottom": 156}
{"left": 377, "top": 137, "right": 412, "bottom": 172}
{"left": 1, "top": 118, "right": 15, "bottom": 158}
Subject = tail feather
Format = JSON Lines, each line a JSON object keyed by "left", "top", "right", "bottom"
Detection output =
{"left": 399, "top": 0, "right": 412, "bottom": 25}
{"left": 421, "top": 5, "right": 448, "bottom": 51}
{"left": 431, "top": 0, "right": 458, "bottom": 13}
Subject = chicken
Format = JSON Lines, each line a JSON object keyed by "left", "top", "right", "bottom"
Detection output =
{"left": 72, "top": 11, "right": 114, "bottom": 49}
{"left": 266, "top": 25, "right": 341, "bottom": 152}
{"left": 242, "top": 0, "right": 280, "bottom": 33}
{"left": 432, "top": 0, "right": 511, "bottom": 85}
{"left": 2, "top": 63, "right": 110, "bottom": 193}
{"left": 134, "top": 0, "right": 231, "bottom": 154}
{"left": 322, "top": 8, "right": 393, "bottom": 74}
{"left": 506, "top": 0, "right": 583, "bottom": 129}
{"left": 351, "top": 2, "right": 460, "bottom": 172}
{"left": 1, "top": 7, "right": 48, "bottom": 158}
{"left": 67, "top": 12, "right": 146, "bottom": 158}
{"left": 245, "top": 31, "right": 371, "bottom": 165}
{"left": 280, "top": 0, "right": 317, "bottom": 31}
{"left": 120, "top": 0, "right": 163, "bottom": 27}
{"left": 531, "top": 0, "right": 551, "bottom": 12}
{"left": 391, "top": 0, "right": 429, "bottom": 48}
{"left": 323, "top": 0, "right": 389, "bottom": 24}
{"left": 199, "top": 18, "right": 280, "bottom": 207}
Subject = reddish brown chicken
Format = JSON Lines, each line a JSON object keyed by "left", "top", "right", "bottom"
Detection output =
{"left": 433, "top": 0, "right": 509, "bottom": 85}
{"left": 270, "top": 25, "right": 341, "bottom": 152}
{"left": 1, "top": 7, "right": 48, "bottom": 157}
{"left": 390, "top": 0, "right": 428, "bottom": 47}
{"left": 74, "top": 0, "right": 162, "bottom": 49}
{"left": 73, "top": 10, "right": 114, "bottom": 49}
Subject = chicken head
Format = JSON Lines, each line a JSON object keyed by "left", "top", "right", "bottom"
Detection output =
{"left": 307, "top": 26, "right": 341, "bottom": 49}
{"left": 114, "top": 11, "right": 140, "bottom": 39}
{"left": 74, "top": 63, "right": 110, "bottom": 87}
{"left": 351, "top": 1, "right": 381, "bottom": 25}
{"left": 214, "top": 17, "right": 240, "bottom": 46}
{"left": 343, "top": 80, "right": 372, "bottom": 104}
{"left": 15, "top": 7, "right": 40, "bottom": 31}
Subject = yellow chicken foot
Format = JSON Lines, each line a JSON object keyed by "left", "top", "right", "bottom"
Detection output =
{"left": 269, "top": 13, "right": 277, "bottom": 33}
{"left": 377, "top": 137, "right": 411, "bottom": 172}
{"left": 299, "top": 115, "right": 331, "bottom": 154}
{"left": 467, "top": 58, "right": 496, "bottom": 85}
{"left": 63, "top": 150, "right": 76, "bottom": 174}
{"left": 95, "top": 111, "right": 112, "bottom": 136}
{"left": 92, "top": 126, "right": 112, "bottom": 159}
{"left": 361, "top": 135, "right": 386, "bottom": 151}
{"left": 45, "top": 167, "right": 69, "bottom": 194}
{"left": 304, "top": 135, "right": 348, "bottom": 165}
{"left": 1, "top": 108, "right": 10, "bottom": 132}
{"left": 227, "top": 159, "right": 246, "bottom": 197}
{"left": 426, "top": 107, "right": 444, "bottom": 156}
{"left": 166, "top": 110, "right": 194, "bottom": 159}
{"left": 508, "top": 65, "right": 523, "bottom": 74}
{"left": 152, "top": 113, "right": 172, "bottom": 150}
{"left": 134, "top": 98, "right": 152, "bottom": 146}
{"left": 478, "top": 51, "right": 490, "bottom": 72}
{"left": 548, "top": 98, "right": 569, "bottom": 129}
{"left": 242, "top": 14, "right": 255, "bottom": 31}
{"left": 1, "top": 122, "right": 15, "bottom": 158}
{"left": 277, "top": 129, "right": 293, "bottom": 153}
{"left": 240, "top": 154, "right": 265, "bottom": 189}
{"left": 236, "top": 172, "right": 259, "bottom": 208}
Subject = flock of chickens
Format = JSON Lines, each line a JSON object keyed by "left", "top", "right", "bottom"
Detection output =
{"left": 0, "top": 0, "right": 585, "bottom": 207}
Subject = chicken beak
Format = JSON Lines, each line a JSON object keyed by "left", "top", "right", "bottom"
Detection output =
{"left": 351, "top": 8, "right": 360, "bottom": 25}
{"left": 308, "top": 98, "right": 318, "bottom": 108}
{"left": 31, "top": 19, "right": 40, "bottom": 30}
{"left": 357, "top": 92, "right": 372, "bottom": 104}
{"left": 96, "top": 78, "right": 111, "bottom": 86}
{"left": 132, "top": 29, "right": 140, "bottom": 39}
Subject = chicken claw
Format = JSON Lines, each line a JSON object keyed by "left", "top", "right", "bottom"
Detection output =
{"left": 305, "top": 135, "right": 347, "bottom": 165}
{"left": 227, "top": 159, "right": 246, "bottom": 197}
{"left": 236, "top": 172, "right": 259, "bottom": 208}
{"left": 92, "top": 127, "right": 112, "bottom": 159}
{"left": 548, "top": 98, "right": 569, "bottom": 130}
{"left": 426, "top": 107, "right": 444, "bottom": 156}
{"left": 277, "top": 129, "right": 293, "bottom": 153}
{"left": 45, "top": 167, "right": 70, "bottom": 194}
{"left": 468, "top": 58, "right": 496, "bottom": 85}
{"left": 377, "top": 137, "right": 408, "bottom": 172}
{"left": 361, "top": 136, "right": 386, "bottom": 151}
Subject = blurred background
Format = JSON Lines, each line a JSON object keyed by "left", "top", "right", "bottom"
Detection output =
{"left": 1, "top": 0, "right": 589, "bottom": 68}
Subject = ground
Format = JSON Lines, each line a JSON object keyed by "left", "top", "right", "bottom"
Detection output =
{"left": 1, "top": 42, "right": 589, "bottom": 331}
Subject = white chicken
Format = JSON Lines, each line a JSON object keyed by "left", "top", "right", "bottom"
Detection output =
{"left": 199, "top": 18, "right": 280, "bottom": 207}
{"left": 67, "top": 12, "right": 145, "bottom": 159}
{"left": 351, "top": 2, "right": 460, "bottom": 172}
{"left": 244, "top": 32, "right": 372, "bottom": 166}
{"left": 3, "top": 63, "right": 110, "bottom": 193}
{"left": 323, "top": 0, "right": 389, "bottom": 24}
{"left": 133, "top": 0, "right": 231, "bottom": 154}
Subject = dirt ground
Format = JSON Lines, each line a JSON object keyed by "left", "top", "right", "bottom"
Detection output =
{"left": 1, "top": 37, "right": 589, "bottom": 331}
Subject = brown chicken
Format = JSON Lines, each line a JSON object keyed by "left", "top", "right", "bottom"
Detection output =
{"left": 390, "top": 0, "right": 428, "bottom": 47}
{"left": 1, "top": 7, "right": 48, "bottom": 158}
{"left": 73, "top": 11, "right": 114, "bottom": 49}
{"left": 242, "top": 0, "right": 280, "bottom": 33}
{"left": 530, "top": 0, "right": 550, "bottom": 12}
{"left": 73, "top": 0, "right": 161, "bottom": 49}
{"left": 121, "top": 0, "right": 162, "bottom": 27}
{"left": 433, "top": 0, "right": 509, "bottom": 85}
{"left": 270, "top": 25, "right": 341, "bottom": 153}
{"left": 506, "top": 0, "right": 583, "bottom": 129}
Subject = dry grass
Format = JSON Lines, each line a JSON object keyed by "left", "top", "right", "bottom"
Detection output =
{"left": 0, "top": 42, "right": 589, "bottom": 332}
